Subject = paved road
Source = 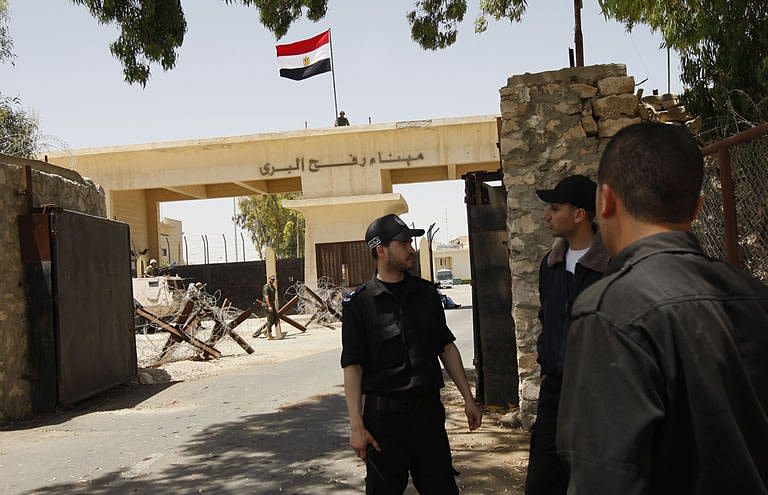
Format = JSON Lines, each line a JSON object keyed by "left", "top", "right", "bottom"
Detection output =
{"left": 0, "top": 287, "right": 476, "bottom": 494}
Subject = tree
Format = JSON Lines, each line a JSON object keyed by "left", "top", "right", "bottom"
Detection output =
{"left": 71, "top": 0, "right": 187, "bottom": 87}
{"left": 0, "top": 1, "right": 40, "bottom": 159}
{"left": 235, "top": 193, "right": 305, "bottom": 260}
{"left": 0, "top": 0, "right": 13, "bottom": 65}
{"left": 0, "top": 94, "right": 40, "bottom": 158}
{"left": 600, "top": 0, "right": 768, "bottom": 139}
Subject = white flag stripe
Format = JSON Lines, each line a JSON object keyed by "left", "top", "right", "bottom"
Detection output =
{"left": 277, "top": 43, "right": 331, "bottom": 70}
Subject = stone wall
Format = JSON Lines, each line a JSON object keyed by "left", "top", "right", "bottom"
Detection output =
{"left": 499, "top": 64, "right": 695, "bottom": 429}
{"left": 0, "top": 154, "right": 105, "bottom": 421}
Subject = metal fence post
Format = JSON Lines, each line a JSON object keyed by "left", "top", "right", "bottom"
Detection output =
{"left": 718, "top": 147, "right": 742, "bottom": 268}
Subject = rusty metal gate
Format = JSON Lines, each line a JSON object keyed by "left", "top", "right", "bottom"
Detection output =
{"left": 316, "top": 241, "right": 374, "bottom": 287}
{"left": 464, "top": 171, "right": 518, "bottom": 407}
{"left": 20, "top": 208, "right": 136, "bottom": 409}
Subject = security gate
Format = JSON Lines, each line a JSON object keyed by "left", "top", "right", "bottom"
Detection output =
{"left": 316, "top": 241, "right": 374, "bottom": 287}
{"left": 464, "top": 171, "right": 518, "bottom": 406}
{"left": 20, "top": 208, "right": 136, "bottom": 409}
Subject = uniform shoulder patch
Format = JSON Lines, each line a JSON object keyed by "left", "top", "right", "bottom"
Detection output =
{"left": 342, "top": 284, "right": 366, "bottom": 305}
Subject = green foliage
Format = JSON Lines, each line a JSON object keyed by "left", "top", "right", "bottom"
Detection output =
{"left": 224, "top": 0, "right": 328, "bottom": 40}
{"left": 600, "top": 0, "right": 768, "bottom": 139}
{"left": 235, "top": 193, "right": 304, "bottom": 260}
{"left": 0, "top": 94, "right": 39, "bottom": 158}
{"left": 0, "top": 0, "right": 13, "bottom": 64}
{"left": 407, "top": 0, "right": 467, "bottom": 50}
{"left": 71, "top": 0, "right": 187, "bottom": 87}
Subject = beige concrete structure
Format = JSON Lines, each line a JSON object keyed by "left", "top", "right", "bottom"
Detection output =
{"left": 433, "top": 236, "right": 471, "bottom": 281}
{"left": 49, "top": 115, "right": 500, "bottom": 284}
{"left": 158, "top": 217, "right": 184, "bottom": 266}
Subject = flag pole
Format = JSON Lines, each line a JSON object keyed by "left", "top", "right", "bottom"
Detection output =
{"left": 328, "top": 29, "right": 339, "bottom": 120}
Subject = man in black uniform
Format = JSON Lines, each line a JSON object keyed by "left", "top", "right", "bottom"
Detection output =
{"left": 526, "top": 175, "right": 609, "bottom": 494}
{"left": 341, "top": 214, "right": 482, "bottom": 494}
{"left": 558, "top": 122, "right": 768, "bottom": 493}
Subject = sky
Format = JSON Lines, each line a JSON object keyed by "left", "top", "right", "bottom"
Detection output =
{"left": 2, "top": 1, "right": 682, "bottom": 263}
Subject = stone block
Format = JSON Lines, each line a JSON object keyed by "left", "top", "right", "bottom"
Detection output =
{"left": 520, "top": 377, "right": 541, "bottom": 401}
{"left": 598, "top": 76, "right": 635, "bottom": 96}
{"left": 507, "top": 64, "right": 626, "bottom": 88}
{"left": 666, "top": 105, "right": 690, "bottom": 121}
{"left": 569, "top": 83, "right": 598, "bottom": 99}
{"left": 638, "top": 103, "right": 659, "bottom": 122}
{"left": 660, "top": 93, "right": 679, "bottom": 109}
{"left": 598, "top": 117, "right": 642, "bottom": 137}
{"left": 582, "top": 114, "right": 598, "bottom": 136}
{"left": 501, "top": 136, "right": 530, "bottom": 153}
{"left": 502, "top": 119, "right": 521, "bottom": 134}
{"left": 500, "top": 99, "right": 530, "bottom": 117}
{"left": 545, "top": 119, "right": 561, "bottom": 132}
{"left": 641, "top": 94, "right": 665, "bottom": 110}
{"left": 562, "top": 122, "right": 587, "bottom": 141}
{"left": 554, "top": 99, "right": 584, "bottom": 115}
{"left": 593, "top": 94, "right": 639, "bottom": 118}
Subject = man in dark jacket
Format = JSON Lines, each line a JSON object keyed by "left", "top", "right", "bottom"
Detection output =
{"left": 558, "top": 122, "right": 768, "bottom": 494}
{"left": 526, "top": 175, "right": 610, "bottom": 494}
{"left": 341, "top": 214, "right": 482, "bottom": 494}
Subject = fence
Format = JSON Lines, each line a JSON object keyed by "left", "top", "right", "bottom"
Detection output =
{"left": 694, "top": 123, "right": 768, "bottom": 282}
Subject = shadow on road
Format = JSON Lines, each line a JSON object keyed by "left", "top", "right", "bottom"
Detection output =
{"left": 19, "top": 370, "right": 528, "bottom": 494}
{"left": 1, "top": 379, "right": 177, "bottom": 432}
{"left": 21, "top": 392, "right": 362, "bottom": 494}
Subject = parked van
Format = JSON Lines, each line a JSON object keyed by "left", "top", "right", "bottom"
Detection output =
{"left": 436, "top": 269, "right": 453, "bottom": 289}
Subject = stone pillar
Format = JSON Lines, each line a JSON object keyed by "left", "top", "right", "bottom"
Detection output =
{"left": 499, "top": 63, "right": 644, "bottom": 428}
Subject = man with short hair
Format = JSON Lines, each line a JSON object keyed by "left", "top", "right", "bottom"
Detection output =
{"left": 558, "top": 122, "right": 768, "bottom": 493}
{"left": 525, "top": 175, "right": 609, "bottom": 495}
{"left": 341, "top": 213, "right": 482, "bottom": 494}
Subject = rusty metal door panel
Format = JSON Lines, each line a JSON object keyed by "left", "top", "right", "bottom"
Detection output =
{"left": 465, "top": 171, "right": 518, "bottom": 407}
{"left": 316, "top": 241, "right": 373, "bottom": 288}
{"left": 50, "top": 210, "right": 136, "bottom": 405}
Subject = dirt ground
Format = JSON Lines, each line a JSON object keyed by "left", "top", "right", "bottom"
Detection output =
{"left": 440, "top": 373, "right": 529, "bottom": 494}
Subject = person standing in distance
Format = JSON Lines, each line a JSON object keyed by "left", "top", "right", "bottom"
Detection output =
{"left": 558, "top": 122, "right": 768, "bottom": 493}
{"left": 341, "top": 213, "right": 482, "bottom": 494}
{"left": 525, "top": 175, "right": 610, "bottom": 495}
{"left": 262, "top": 274, "right": 283, "bottom": 340}
{"left": 335, "top": 111, "right": 350, "bottom": 127}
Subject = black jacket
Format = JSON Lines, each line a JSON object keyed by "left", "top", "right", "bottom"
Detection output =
{"left": 537, "top": 232, "right": 610, "bottom": 377}
{"left": 340, "top": 273, "right": 455, "bottom": 395}
{"left": 558, "top": 232, "right": 768, "bottom": 494}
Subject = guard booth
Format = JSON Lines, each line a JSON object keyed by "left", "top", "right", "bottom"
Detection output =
{"left": 19, "top": 208, "right": 136, "bottom": 411}
{"left": 464, "top": 170, "right": 518, "bottom": 406}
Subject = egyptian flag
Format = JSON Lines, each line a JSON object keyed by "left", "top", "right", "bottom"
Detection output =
{"left": 276, "top": 30, "right": 332, "bottom": 81}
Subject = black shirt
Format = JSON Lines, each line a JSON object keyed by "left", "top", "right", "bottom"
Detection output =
{"left": 341, "top": 273, "right": 455, "bottom": 395}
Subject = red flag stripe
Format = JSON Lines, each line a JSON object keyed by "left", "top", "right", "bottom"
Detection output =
{"left": 276, "top": 30, "right": 330, "bottom": 57}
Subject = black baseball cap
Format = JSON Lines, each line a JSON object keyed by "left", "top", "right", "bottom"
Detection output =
{"left": 535, "top": 175, "right": 596, "bottom": 213}
{"left": 365, "top": 214, "right": 425, "bottom": 250}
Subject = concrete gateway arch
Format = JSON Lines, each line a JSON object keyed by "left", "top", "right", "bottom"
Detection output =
{"left": 49, "top": 115, "right": 500, "bottom": 284}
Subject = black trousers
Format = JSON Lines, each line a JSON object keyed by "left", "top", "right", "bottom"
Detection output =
{"left": 363, "top": 396, "right": 459, "bottom": 495}
{"left": 525, "top": 377, "right": 568, "bottom": 495}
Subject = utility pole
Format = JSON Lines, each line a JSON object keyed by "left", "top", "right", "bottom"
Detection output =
{"left": 233, "top": 197, "right": 238, "bottom": 262}
{"left": 574, "top": 0, "right": 584, "bottom": 67}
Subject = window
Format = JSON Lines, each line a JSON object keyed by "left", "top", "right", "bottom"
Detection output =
{"left": 436, "top": 256, "right": 452, "bottom": 269}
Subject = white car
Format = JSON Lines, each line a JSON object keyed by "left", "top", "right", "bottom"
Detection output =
{"left": 436, "top": 269, "right": 453, "bottom": 289}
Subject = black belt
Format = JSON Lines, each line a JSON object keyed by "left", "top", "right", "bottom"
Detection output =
{"left": 366, "top": 393, "right": 440, "bottom": 413}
